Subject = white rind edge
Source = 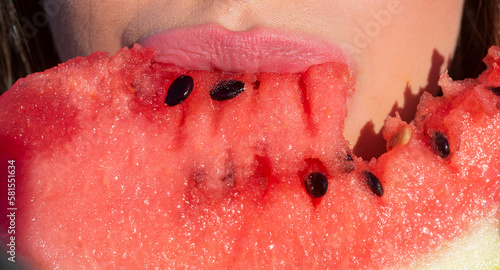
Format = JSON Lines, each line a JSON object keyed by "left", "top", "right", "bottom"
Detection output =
{"left": 406, "top": 214, "right": 500, "bottom": 269}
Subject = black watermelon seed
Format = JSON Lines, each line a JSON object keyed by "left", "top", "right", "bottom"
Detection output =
{"left": 343, "top": 153, "right": 355, "bottom": 173}
{"left": 487, "top": 86, "right": 500, "bottom": 96}
{"left": 364, "top": 171, "right": 383, "bottom": 197}
{"left": 210, "top": 80, "right": 245, "bottom": 101}
{"left": 305, "top": 172, "right": 328, "bottom": 198}
{"left": 432, "top": 132, "right": 450, "bottom": 158}
{"left": 165, "top": 75, "right": 194, "bottom": 106}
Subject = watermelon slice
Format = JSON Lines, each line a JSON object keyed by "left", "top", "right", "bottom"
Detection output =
{"left": 0, "top": 44, "right": 499, "bottom": 269}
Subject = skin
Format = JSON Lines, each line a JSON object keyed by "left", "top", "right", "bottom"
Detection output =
{"left": 44, "top": 0, "right": 464, "bottom": 159}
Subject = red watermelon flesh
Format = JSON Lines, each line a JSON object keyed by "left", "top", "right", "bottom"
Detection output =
{"left": 0, "top": 44, "right": 499, "bottom": 269}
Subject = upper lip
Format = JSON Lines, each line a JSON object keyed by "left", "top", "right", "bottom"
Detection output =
{"left": 138, "top": 24, "right": 354, "bottom": 74}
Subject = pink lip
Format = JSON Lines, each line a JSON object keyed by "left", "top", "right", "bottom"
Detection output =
{"left": 139, "top": 24, "right": 354, "bottom": 74}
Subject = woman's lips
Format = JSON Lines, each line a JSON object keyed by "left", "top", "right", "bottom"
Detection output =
{"left": 139, "top": 24, "right": 354, "bottom": 74}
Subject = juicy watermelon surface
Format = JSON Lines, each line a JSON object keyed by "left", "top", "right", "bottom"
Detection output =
{"left": 0, "top": 44, "right": 499, "bottom": 269}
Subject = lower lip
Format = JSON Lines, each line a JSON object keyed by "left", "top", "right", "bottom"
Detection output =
{"left": 138, "top": 24, "right": 353, "bottom": 74}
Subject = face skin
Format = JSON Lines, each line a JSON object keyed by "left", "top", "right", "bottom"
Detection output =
{"left": 44, "top": 0, "right": 464, "bottom": 159}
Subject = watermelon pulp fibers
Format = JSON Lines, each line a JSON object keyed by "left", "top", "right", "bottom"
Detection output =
{"left": 0, "top": 44, "right": 499, "bottom": 269}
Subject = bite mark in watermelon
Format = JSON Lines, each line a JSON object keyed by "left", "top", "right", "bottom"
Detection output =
{"left": 0, "top": 44, "right": 499, "bottom": 269}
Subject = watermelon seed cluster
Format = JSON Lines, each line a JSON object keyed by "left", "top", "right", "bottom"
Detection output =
{"left": 165, "top": 76, "right": 247, "bottom": 106}
{"left": 164, "top": 76, "right": 386, "bottom": 201}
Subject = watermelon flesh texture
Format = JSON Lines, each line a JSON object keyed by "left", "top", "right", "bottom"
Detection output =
{"left": 0, "top": 44, "right": 499, "bottom": 269}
